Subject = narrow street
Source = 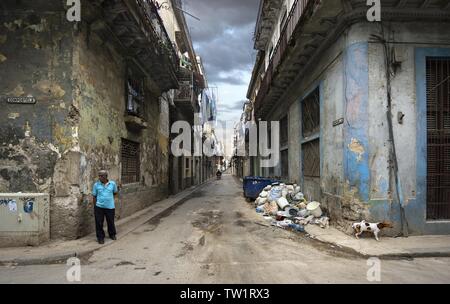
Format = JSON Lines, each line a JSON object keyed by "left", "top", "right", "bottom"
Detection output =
{"left": 1, "top": 174, "right": 450, "bottom": 284}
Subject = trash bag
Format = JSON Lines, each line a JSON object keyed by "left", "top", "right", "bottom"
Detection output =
{"left": 316, "top": 216, "right": 330, "bottom": 229}
{"left": 260, "top": 191, "right": 269, "bottom": 198}
{"left": 297, "top": 209, "right": 309, "bottom": 218}
{"left": 297, "top": 202, "right": 307, "bottom": 209}
{"left": 272, "top": 219, "right": 293, "bottom": 228}
{"left": 293, "top": 192, "right": 304, "bottom": 201}
{"left": 268, "top": 186, "right": 282, "bottom": 201}
{"left": 288, "top": 223, "right": 305, "bottom": 232}
{"left": 255, "top": 197, "right": 261, "bottom": 206}
{"left": 264, "top": 201, "right": 279, "bottom": 216}
{"left": 257, "top": 197, "right": 267, "bottom": 206}
{"left": 256, "top": 205, "right": 265, "bottom": 213}
{"left": 286, "top": 207, "right": 299, "bottom": 217}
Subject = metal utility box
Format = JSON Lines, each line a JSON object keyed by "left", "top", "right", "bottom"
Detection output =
{"left": 0, "top": 193, "right": 50, "bottom": 248}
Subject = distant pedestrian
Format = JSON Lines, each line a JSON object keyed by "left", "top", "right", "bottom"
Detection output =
{"left": 92, "top": 170, "right": 119, "bottom": 244}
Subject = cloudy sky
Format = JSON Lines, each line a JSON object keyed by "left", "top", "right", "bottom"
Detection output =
{"left": 183, "top": 0, "right": 260, "bottom": 156}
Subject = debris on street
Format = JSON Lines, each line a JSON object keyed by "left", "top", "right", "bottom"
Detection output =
{"left": 251, "top": 182, "right": 330, "bottom": 233}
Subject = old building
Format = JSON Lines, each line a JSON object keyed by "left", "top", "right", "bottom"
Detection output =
{"left": 0, "top": 0, "right": 202, "bottom": 243}
{"left": 246, "top": 0, "right": 450, "bottom": 235}
{"left": 158, "top": 0, "right": 204, "bottom": 194}
{"left": 158, "top": 0, "right": 220, "bottom": 194}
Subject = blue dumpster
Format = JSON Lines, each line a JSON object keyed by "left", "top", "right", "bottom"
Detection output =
{"left": 243, "top": 177, "right": 280, "bottom": 200}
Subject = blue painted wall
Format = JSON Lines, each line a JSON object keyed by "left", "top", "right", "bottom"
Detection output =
{"left": 343, "top": 42, "right": 370, "bottom": 202}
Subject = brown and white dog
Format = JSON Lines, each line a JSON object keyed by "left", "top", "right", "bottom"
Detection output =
{"left": 352, "top": 220, "right": 393, "bottom": 241}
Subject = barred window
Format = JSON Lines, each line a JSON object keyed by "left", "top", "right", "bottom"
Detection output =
{"left": 121, "top": 139, "right": 140, "bottom": 184}
{"left": 302, "top": 87, "right": 321, "bottom": 179}
{"left": 126, "top": 68, "right": 145, "bottom": 118}
{"left": 302, "top": 88, "right": 320, "bottom": 138}
{"left": 303, "top": 139, "right": 320, "bottom": 178}
{"left": 280, "top": 115, "right": 288, "bottom": 147}
{"left": 426, "top": 57, "right": 450, "bottom": 220}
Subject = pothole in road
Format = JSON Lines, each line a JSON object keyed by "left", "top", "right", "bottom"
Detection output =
{"left": 191, "top": 210, "right": 223, "bottom": 236}
{"left": 175, "top": 241, "right": 195, "bottom": 258}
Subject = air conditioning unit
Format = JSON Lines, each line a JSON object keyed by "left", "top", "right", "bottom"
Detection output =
{"left": 0, "top": 193, "right": 50, "bottom": 248}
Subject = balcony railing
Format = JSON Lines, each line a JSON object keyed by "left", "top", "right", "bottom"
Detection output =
{"left": 137, "top": 0, "right": 179, "bottom": 72}
{"left": 255, "top": 0, "right": 311, "bottom": 115}
{"left": 174, "top": 67, "right": 194, "bottom": 104}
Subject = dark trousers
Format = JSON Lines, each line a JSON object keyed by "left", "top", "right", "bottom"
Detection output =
{"left": 94, "top": 206, "right": 116, "bottom": 240}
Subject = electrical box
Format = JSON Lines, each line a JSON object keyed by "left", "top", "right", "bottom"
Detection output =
{"left": 0, "top": 193, "right": 50, "bottom": 248}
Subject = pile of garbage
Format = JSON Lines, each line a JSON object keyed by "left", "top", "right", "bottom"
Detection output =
{"left": 254, "top": 183, "right": 330, "bottom": 233}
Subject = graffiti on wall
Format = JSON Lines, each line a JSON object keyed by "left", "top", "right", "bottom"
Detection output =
{"left": 1, "top": 198, "right": 35, "bottom": 214}
{"left": 0, "top": 199, "right": 17, "bottom": 212}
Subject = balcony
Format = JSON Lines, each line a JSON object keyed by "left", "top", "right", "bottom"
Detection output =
{"left": 94, "top": 0, "right": 179, "bottom": 92}
{"left": 254, "top": 0, "right": 450, "bottom": 118}
{"left": 174, "top": 66, "right": 204, "bottom": 114}
{"left": 254, "top": 0, "right": 312, "bottom": 118}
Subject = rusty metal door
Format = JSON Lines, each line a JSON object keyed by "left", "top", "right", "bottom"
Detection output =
{"left": 426, "top": 57, "right": 450, "bottom": 220}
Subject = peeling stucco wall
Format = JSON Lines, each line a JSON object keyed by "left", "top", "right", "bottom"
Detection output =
{"left": 67, "top": 26, "right": 170, "bottom": 235}
{"left": 0, "top": 3, "right": 85, "bottom": 239}
{"left": 1, "top": 2, "right": 171, "bottom": 241}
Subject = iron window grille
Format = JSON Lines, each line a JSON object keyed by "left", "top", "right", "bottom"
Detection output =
{"left": 302, "top": 87, "right": 320, "bottom": 178}
{"left": 302, "top": 88, "right": 320, "bottom": 138}
{"left": 426, "top": 57, "right": 450, "bottom": 220}
{"left": 121, "top": 139, "right": 141, "bottom": 184}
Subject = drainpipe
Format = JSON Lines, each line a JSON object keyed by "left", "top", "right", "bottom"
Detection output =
{"left": 371, "top": 24, "right": 409, "bottom": 237}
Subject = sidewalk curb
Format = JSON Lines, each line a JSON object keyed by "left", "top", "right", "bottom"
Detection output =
{"left": 0, "top": 181, "right": 210, "bottom": 266}
{"left": 304, "top": 231, "right": 450, "bottom": 260}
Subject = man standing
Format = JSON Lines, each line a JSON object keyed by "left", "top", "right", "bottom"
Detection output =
{"left": 92, "top": 170, "right": 119, "bottom": 244}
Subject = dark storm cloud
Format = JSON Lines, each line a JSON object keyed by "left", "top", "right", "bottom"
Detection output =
{"left": 183, "top": 0, "right": 259, "bottom": 85}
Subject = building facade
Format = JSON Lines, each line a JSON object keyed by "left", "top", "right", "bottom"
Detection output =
{"left": 159, "top": 0, "right": 220, "bottom": 194}
{"left": 0, "top": 0, "right": 205, "bottom": 243}
{"left": 245, "top": 0, "right": 450, "bottom": 236}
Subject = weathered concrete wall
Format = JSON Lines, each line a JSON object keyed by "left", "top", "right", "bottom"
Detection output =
{"left": 268, "top": 20, "right": 450, "bottom": 235}
{"left": 1, "top": 2, "right": 172, "bottom": 241}
{"left": 0, "top": 2, "right": 81, "bottom": 240}
{"left": 365, "top": 21, "right": 450, "bottom": 235}
{"left": 67, "top": 28, "right": 170, "bottom": 238}
{"left": 254, "top": 3, "right": 450, "bottom": 235}
{"left": 264, "top": 21, "right": 349, "bottom": 228}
